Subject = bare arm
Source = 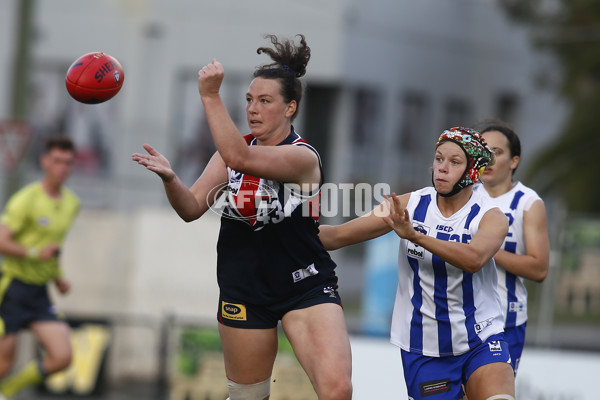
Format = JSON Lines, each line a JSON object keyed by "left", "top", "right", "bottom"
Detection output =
{"left": 494, "top": 200, "right": 549, "bottom": 282}
{"left": 383, "top": 194, "right": 508, "bottom": 273}
{"left": 318, "top": 197, "right": 398, "bottom": 250}
{"left": 132, "top": 146, "right": 228, "bottom": 222}
{"left": 0, "top": 225, "right": 60, "bottom": 260}
{"left": 188, "top": 151, "right": 229, "bottom": 217}
{"left": 197, "top": 60, "right": 320, "bottom": 186}
{"left": 1, "top": 224, "right": 68, "bottom": 293}
{"left": 0, "top": 224, "right": 29, "bottom": 258}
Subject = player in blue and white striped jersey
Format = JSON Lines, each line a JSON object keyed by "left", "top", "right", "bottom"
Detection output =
{"left": 475, "top": 123, "right": 549, "bottom": 375}
{"left": 320, "top": 127, "right": 515, "bottom": 400}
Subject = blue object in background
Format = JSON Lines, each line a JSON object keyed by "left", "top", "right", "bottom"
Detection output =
{"left": 360, "top": 232, "right": 400, "bottom": 337}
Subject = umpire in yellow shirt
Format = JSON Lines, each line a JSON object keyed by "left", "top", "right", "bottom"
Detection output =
{"left": 0, "top": 136, "right": 79, "bottom": 399}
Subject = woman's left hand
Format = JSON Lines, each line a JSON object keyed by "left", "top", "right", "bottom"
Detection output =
{"left": 198, "top": 59, "right": 224, "bottom": 98}
{"left": 382, "top": 193, "right": 418, "bottom": 242}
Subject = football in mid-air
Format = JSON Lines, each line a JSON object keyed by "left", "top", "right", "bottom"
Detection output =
{"left": 65, "top": 52, "right": 124, "bottom": 104}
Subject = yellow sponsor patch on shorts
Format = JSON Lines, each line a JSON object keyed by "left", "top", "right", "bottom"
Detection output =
{"left": 221, "top": 301, "right": 247, "bottom": 321}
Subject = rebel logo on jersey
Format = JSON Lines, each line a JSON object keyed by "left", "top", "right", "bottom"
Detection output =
{"left": 407, "top": 247, "right": 425, "bottom": 259}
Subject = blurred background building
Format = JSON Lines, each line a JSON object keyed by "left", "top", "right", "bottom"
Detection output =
{"left": 0, "top": 0, "right": 598, "bottom": 399}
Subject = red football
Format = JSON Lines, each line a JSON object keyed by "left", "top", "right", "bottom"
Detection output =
{"left": 65, "top": 52, "right": 124, "bottom": 104}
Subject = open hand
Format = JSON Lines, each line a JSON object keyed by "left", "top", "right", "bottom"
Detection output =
{"left": 382, "top": 193, "right": 418, "bottom": 241}
{"left": 132, "top": 144, "right": 175, "bottom": 182}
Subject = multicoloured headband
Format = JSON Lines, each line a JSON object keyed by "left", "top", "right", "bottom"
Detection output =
{"left": 435, "top": 127, "right": 495, "bottom": 197}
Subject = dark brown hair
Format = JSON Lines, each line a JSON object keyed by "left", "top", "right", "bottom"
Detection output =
{"left": 254, "top": 34, "right": 311, "bottom": 121}
{"left": 44, "top": 135, "right": 76, "bottom": 154}
{"left": 476, "top": 119, "right": 521, "bottom": 174}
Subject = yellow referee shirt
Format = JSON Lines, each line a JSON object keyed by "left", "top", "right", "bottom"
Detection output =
{"left": 0, "top": 182, "right": 80, "bottom": 284}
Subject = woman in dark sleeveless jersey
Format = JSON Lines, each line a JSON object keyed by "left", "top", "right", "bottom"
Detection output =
{"left": 133, "top": 34, "right": 351, "bottom": 400}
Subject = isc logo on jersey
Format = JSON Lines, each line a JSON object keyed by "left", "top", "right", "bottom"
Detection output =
{"left": 221, "top": 302, "right": 247, "bottom": 321}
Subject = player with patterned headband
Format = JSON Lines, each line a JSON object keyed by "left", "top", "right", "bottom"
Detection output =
{"left": 474, "top": 121, "right": 549, "bottom": 376}
{"left": 319, "top": 127, "right": 515, "bottom": 400}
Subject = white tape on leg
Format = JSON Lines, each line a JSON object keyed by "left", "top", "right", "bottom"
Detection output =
{"left": 227, "top": 377, "right": 271, "bottom": 400}
{"left": 485, "top": 395, "right": 515, "bottom": 400}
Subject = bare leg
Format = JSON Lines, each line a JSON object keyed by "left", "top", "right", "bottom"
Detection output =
{"left": 282, "top": 303, "right": 352, "bottom": 400}
{"left": 0, "top": 334, "right": 17, "bottom": 379}
{"left": 0, "top": 322, "right": 70, "bottom": 398}
{"left": 30, "top": 321, "right": 72, "bottom": 374}
{"left": 218, "top": 323, "right": 278, "bottom": 400}
{"left": 465, "top": 362, "right": 514, "bottom": 400}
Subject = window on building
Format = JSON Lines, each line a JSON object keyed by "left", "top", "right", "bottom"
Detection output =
{"left": 397, "top": 91, "right": 429, "bottom": 152}
{"left": 301, "top": 84, "right": 340, "bottom": 168}
{"left": 351, "top": 88, "right": 381, "bottom": 147}
{"left": 349, "top": 88, "right": 382, "bottom": 182}
{"left": 395, "top": 90, "right": 432, "bottom": 190}
{"left": 496, "top": 92, "right": 520, "bottom": 125}
{"left": 443, "top": 97, "right": 471, "bottom": 129}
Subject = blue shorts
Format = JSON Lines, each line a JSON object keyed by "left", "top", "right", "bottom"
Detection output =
{"left": 217, "top": 279, "right": 342, "bottom": 329}
{"left": 401, "top": 333, "right": 511, "bottom": 399}
{"left": 0, "top": 275, "right": 61, "bottom": 336}
{"left": 504, "top": 323, "right": 526, "bottom": 375}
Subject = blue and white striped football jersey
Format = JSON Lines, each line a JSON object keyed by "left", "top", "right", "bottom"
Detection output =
{"left": 390, "top": 187, "right": 504, "bottom": 357}
{"left": 475, "top": 182, "right": 542, "bottom": 328}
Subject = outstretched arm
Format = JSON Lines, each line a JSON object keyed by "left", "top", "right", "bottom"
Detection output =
{"left": 132, "top": 145, "right": 228, "bottom": 222}
{"left": 318, "top": 198, "right": 397, "bottom": 250}
{"left": 383, "top": 194, "right": 508, "bottom": 273}
{"left": 493, "top": 200, "right": 549, "bottom": 282}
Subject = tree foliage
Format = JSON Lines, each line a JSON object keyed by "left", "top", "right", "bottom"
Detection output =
{"left": 500, "top": 0, "right": 600, "bottom": 212}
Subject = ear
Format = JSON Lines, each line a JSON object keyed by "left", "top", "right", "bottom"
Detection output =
{"left": 285, "top": 100, "right": 297, "bottom": 119}
{"left": 510, "top": 155, "right": 520, "bottom": 171}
